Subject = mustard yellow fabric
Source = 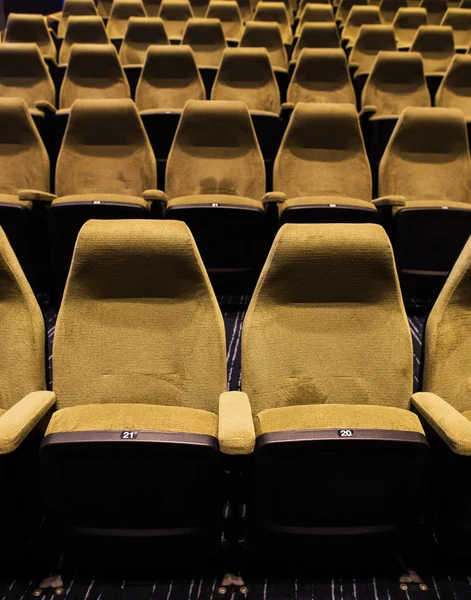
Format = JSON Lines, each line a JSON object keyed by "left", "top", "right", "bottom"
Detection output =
{"left": 0, "top": 43, "right": 55, "bottom": 109}
{"left": 5, "top": 14, "right": 56, "bottom": 61}
{"left": 441, "top": 8, "right": 471, "bottom": 50}
{"left": 435, "top": 55, "right": 471, "bottom": 117}
{"left": 167, "top": 194, "right": 263, "bottom": 209}
{"left": 46, "top": 404, "right": 218, "bottom": 437}
{"left": 274, "top": 103, "right": 372, "bottom": 204}
{"left": 57, "top": 0, "right": 98, "bottom": 37}
{"left": 181, "top": 18, "right": 226, "bottom": 67}
{"left": 158, "top": 0, "right": 195, "bottom": 40}
{"left": 98, "top": 0, "right": 114, "bottom": 17}
{"left": 219, "top": 391, "right": 256, "bottom": 454}
{"left": 239, "top": 22, "right": 288, "bottom": 70}
{"left": 362, "top": 51, "right": 431, "bottom": 116}
{"left": 144, "top": 0, "right": 162, "bottom": 16}
{"left": 419, "top": 0, "right": 447, "bottom": 25}
{"left": 211, "top": 47, "right": 280, "bottom": 113}
{"left": 55, "top": 99, "right": 156, "bottom": 197}
{"left": 292, "top": 23, "right": 340, "bottom": 62}
{"left": 51, "top": 193, "right": 150, "bottom": 209}
{"left": 166, "top": 100, "right": 265, "bottom": 201}
{"left": 261, "top": 0, "right": 293, "bottom": 19}
{"left": 349, "top": 25, "right": 397, "bottom": 74}
{"left": 412, "top": 392, "right": 471, "bottom": 455}
{"left": 379, "top": 107, "right": 471, "bottom": 205}
{"left": 190, "top": 0, "right": 209, "bottom": 18}
{"left": 342, "top": 6, "right": 381, "bottom": 45}
{"left": 59, "top": 16, "right": 110, "bottom": 64}
{"left": 107, "top": 0, "right": 147, "bottom": 38}
{"left": 253, "top": 2, "right": 292, "bottom": 44}
{"left": 295, "top": 4, "right": 334, "bottom": 37}
{"left": 297, "top": 0, "right": 331, "bottom": 17}
{"left": 119, "top": 17, "right": 169, "bottom": 65}
{"left": 410, "top": 25, "right": 455, "bottom": 74}
{"left": 60, "top": 44, "right": 130, "bottom": 109}
{"left": 255, "top": 404, "right": 424, "bottom": 436}
{"left": 242, "top": 223, "right": 413, "bottom": 415}
{"left": 336, "top": 0, "right": 368, "bottom": 25}
{"left": 206, "top": 1, "right": 244, "bottom": 41}
{"left": 288, "top": 49, "right": 355, "bottom": 105}
{"left": 53, "top": 220, "right": 227, "bottom": 411}
{"left": 135, "top": 45, "right": 205, "bottom": 110}
{"left": 393, "top": 8, "right": 428, "bottom": 48}
{"left": 379, "top": 0, "right": 407, "bottom": 24}
{"left": 233, "top": 0, "right": 252, "bottom": 22}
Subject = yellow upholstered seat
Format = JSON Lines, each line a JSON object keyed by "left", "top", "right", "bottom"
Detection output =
{"left": 342, "top": 6, "right": 382, "bottom": 46}
{"left": 158, "top": 0, "right": 194, "bottom": 40}
{"left": 107, "top": 0, "right": 147, "bottom": 38}
{"left": 349, "top": 25, "right": 397, "bottom": 75}
{"left": 4, "top": 13, "right": 56, "bottom": 61}
{"left": 336, "top": 0, "right": 368, "bottom": 25}
{"left": 379, "top": 0, "right": 407, "bottom": 24}
{"left": 436, "top": 55, "right": 471, "bottom": 117}
{"left": 292, "top": 23, "right": 340, "bottom": 62}
{"left": 56, "top": 0, "right": 98, "bottom": 37}
{"left": 393, "top": 7, "right": 428, "bottom": 48}
{"left": 239, "top": 22, "right": 288, "bottom": 70}
{"left": 295, "top": 3, "right": 334, "bottom": 38}
{"left": 181, "top": 17, "right": 227, "bottom": 67}
{"left": 419, "top": 0, "right": 446, "bottom": 25}
{"left": 205, "top": 1, "right": 244, "bottom": 42}
{"left": 59, "top": 16, "right": 110, "bottom": 64}
{"left": 253, "top": 2, "right": 293, "bottom": 44}
{"left": 119, "top": 17, "right": 169, "bottom": 65}
{"left": 411, "top": 25, "right": 455, "bottom": 74}
{"left": 441, "top": 8, "right": 471, "bottom": 51}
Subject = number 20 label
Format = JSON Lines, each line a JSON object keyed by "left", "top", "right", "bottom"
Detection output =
{"left": 338, "top": 429, "right": 354, "bottom": 437}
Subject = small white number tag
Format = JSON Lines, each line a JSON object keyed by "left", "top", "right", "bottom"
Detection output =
{"left": 338, "top": 429, "right": 354, "bottom": 437}
{"left": 121, "top": 431, "right": 138, "bottom": 439}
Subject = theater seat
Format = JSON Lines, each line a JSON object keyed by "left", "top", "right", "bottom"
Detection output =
{"left": 419, "top": 0, "right": 447, "bottom": 25}
{"left": 164, "top": 100, "right": 268, "bottom": 292}
{"left": 143, "top": 0, "right": 162, "bottom": 15}
{"left": 436, "top": 55, "right": 471, "bottom": 117}
{"left": 392, "top": 7, "right": 428, "bottom": 49}
{"left": 239, "top": 223, "right": 430, "bottom": 561}
{"left": 0, "top": 226, "right": 55, "bottom": 557}
{"left": 412, "top": 237, "right": 471, "bottom": 554}
{"left": 49, "top": 99, "right": 159, "bottom": 292}
{"left": 59, "top": 16, "right": 110, "bottom": 64}
{"left": 295, "top": 3, "right": 334, "bottom": 37}
{"left": 349, "top": 24, "right": 397, "bottom": 83}
{"left": 119, "top": 17, "right": 169, "bottom": 65}
{"left": 4, "top": 14, "right": 56, "bottom": 62}
{"left": 411, "top": 25, "right": 455, "bottom": 74}
{"left": 292, "top": 23, "right": 341, "bottom": 63}
{"left": 379, "top": 107, "right": 471, "bottom": 298}
{"left": 190, "top": 0, "right": 210, "bottom": 18}
{"left": 336, "top": 0, "right": 368, "bottom": 26}
{"left": 271, "top": 103, "right": 376, "bottom": 224}
{"left": 107, "top": 0, "right": 147, "bottom": 39}
{"left": 40, "top": 219, "right": 230, "bottom": 563}
{"left": 253, "top": 2, "right": 293, "bottom": 44}
{"left": 441, "top": 8, "right": 471, "bottom": 52}
{"left": 181, "top": 18, "right": 226, "bottom": 68}
{"left": 97, "top": 0, "right": 113, "bottom": 17}
{"left": 231, "top": 0, "right": 252, "bottom": 23}
{"left": 341, "top": 6, "right": 382, "bottom": 47}
{"left": 158, "top": 0, "right": 194, "bottom": 41}
{"left": 205, "top": 1, "right": 244, "bottom": 44}
{"left": 55, "top": 0, "right": 98, "bottom": 38}
{"left": 379, "top": 0, "right": 407, "bottom": 24}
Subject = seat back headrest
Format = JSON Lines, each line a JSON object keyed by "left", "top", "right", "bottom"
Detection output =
{"left": 5, "top": 13, "right": 56, "bottom": 59}
{"left": 119, "top": 17, "right": 169, "bottom": 64}
{"left": 206, "top": 0, "right": 242, "bottom": 21}
{"left": 298, "top": 3, "right": 334, "bottom": 24}
{"left": 60, "top": 16, "right": 110, "bottom": 63}
{"left": 411, "top": 25, "right": 455, "bottom": 52}
{"left": 435, "top": 55, "right": 471, "bottom": 116}
{"left": 158, "top": 0, "right": 194, "bottom": 20}
{"left": 442, "top": 8, "right": 471, "bottom": 30}
{"left": 354, "top": 24, "right": 397, "bottom": 51}
{"left": 239, "top": 21, "right": 288, "bottom": 69}
{"left": 293, "top": 22, "right": 340, "bottom": 59}
{"left": 143, "top": 0, "right": 163, "bottom": 15}
{"left": 107, "top": 0, "right": 147, "bottom": 37}
{"left": 59, "top": 0, "right": 98, "bottom": 36}
{"left": 393, "top": 7, "right": 428, "bottom": 29}
{"left": 182, "top": 17, "right": 226, "bottom": 44}
{"left": 345, "top": 5, "right": 381, "bottom": 27}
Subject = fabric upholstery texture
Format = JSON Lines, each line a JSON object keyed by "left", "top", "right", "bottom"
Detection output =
{"left": 206, "top": 1, "right": 244, "bottom": 41}
{"left": 362, "top": 51, "right": 431, "bottom": 115}
{"left": 166, "top": 99, "right": 265, "bottom": 201}
{"left": 5, "top": 14, "right": 56, "bottom": 60}
{"left": 435, "top": 55, "right": 471, "bottom": 117}
{"left": 441, "top": 8, "right": 471, "bottom": 49}
{"left": 342, "top": 6, "right": 382, "bottom": 44}
{"left": 57, "top": 0, "right": 98, "bottom": 37}
{"left": 242, "top": 223, "right": 413, "bottom": 415}
{"left": 136, "top": 45, "right": 205, "bottom": 110}
{"left": 60, "top": 44, "right": 130, "bottom": 109}
{"left": 380, "top": 0, "right": 407, "bottom": 24}
{"left": 119, "top": 17, "right": 169, "bottom": 65}
{"left": 410, "top": 25, "right": 455, "bottom": 74}
{"left": 393, "top": 8, "right": 428, "bottom": 47}
{"left": 107, "top": 0, "right": 147, "bottom": 38}
{"left": 232, "top": 0, "right": 252, "bottom": 22}
{"left": 253, "top": 2, "right": 293, "bottom": 44}
{"left": 292, "top": 23, "right": 340, "bottom": 61}
{"left": 349, "top": 25, "right": 397, "bottom": 74}
{"left": 379, "top": 107, "right": 471, "bottom": 206}
{"left": 97, "top": 0, "right": 113, "bottom": 17}
{"left": 143, "top": 0, "right": 162, "bottom": 15}
{"left": 53, "top": 220, "right": 227, "bottom": 412}
{"left": 218, "top": 391, "right": 256, "bottom": 454}
{"left": 190, "top": 0, "right": 210, "bottom": 18}
{"left": 211, "top": 47, "right": 280, "bottom": 113}
{"left": 288, "top": 48, "right": 356, "bottom": 105}
{"left": 419, "top": 0, "right": 447, "bottom": 25}
{"left": 55, "top": 98, "right": 156, "bottom": 197}
{"left": 239, "top": 22, "right": 288, "bottom": 70}
{"left": 274, "top": 103, "right": 372, "bottom": 204}
{"left": 336, "top": 0, "right": 368, "bottom": 25}
{"left": 295, "top": 4, "right": 334, "bottom": 37}
{"left": 181, "top": 18, "right": 227, "bottom": 67}
{"left": 59, "top": 16, "right": 110, "bottom": 64}
{"left": 158, "top": 0, "right": 195, "bottom": 40}
{"left": 0, "top": 43, "right": 55, "bottom": 109}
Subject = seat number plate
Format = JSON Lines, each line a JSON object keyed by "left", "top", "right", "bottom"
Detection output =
{"left": 121, "top": 431, "right": 138, "bottom": 439}
{"left": 338, "top": 429, "right": 354, "bottom": 437}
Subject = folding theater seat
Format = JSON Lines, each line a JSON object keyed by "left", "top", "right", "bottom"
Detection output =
{"left": 119, "top": 17, "right": 169, "bottom": 65}
{"left": 234, "top": 0, "right": 253, "bottom": 22}
{"left": 361, "top": 51, "right": 431, "bottom": 186}
{"left": 211, "top": 48, "right": 281, "bottom": 174}
{"left": 136, "top": 45, "right": 205, "bottom": 173}
{"left": 419, "top": 0, "right": 447, "bottom": 25}
{"left": 412, "top": 238, "right": 471, "bottom": 554}
{"left": 0, "top": 226, "right": 56, "bottom": 558}
{"left": 181, "top": 18, "right": 226, "bottom": 67}
{"left": 296, "top": 0, "right": 331, "bottom": 18}
{"left": 441, "top": 8, "right": 471, "bottom": 52}
{"left": 268, "top": 103, "right": 377, "bottom": 224}
{"left": 40, "top": 219, "right": 232, "bottom": 563}
{"left": 259, "top": 0, "right": 293, "bottom": 19}
{"left": 341, "top": 6, "right": 382, "bottom": 48}
{"left": 49, "top": 99, "right": 160, "bottom": 290}
{"left": 411, "top": 25, "right": 455, "bottom": 97}
{"left": 143, "top": 0, "right": 163, "bottom": 15}
{"left": 239, "top": 222, "right": 430, "bottom": 561}
{"left": 158, "top": 0, "right": 195, "bottom": 41}
{"left": 205, "top": 1, "right": 244, "bottom": 44}
{"left": 393, "top": 8, "right": 428, "bottom": 49}
{"left": 107, "top": 0, "right": 147, "bottom": 39}
{"left": 379, "top": 0, "right": 407, "bottom": 24}
{"left": 97, "top": 0, "right": 113, "bottom": 17}
{"left": 54, "top": 0, "right": 98, "bottom": 38}
{"left": 294, "top": 3, "right": 335, "bottom": 37}
{"left": 59, "top": 16, "right": 110, "bottom": 65}
{"left": 253, "top": 2, "right": 293, "bottom": 45}
{"left": 292, "top": 23, "right": 341, "bottom": 63}
{"left": 379, "top": 107, "right": 471, "bottom": 298}
{"left": 4, "top": 14, "right": 57, "bottom": 62}
{"left": 163, "top": 100, "right": 268, "bottom": 291}
{"left": 436, "top": 55, "right": 471, "bottom": 118}
{"left": 286, "top": 48, "right": 356, "bottom": 106}
{"left": 349, "top": 25, "right": 397, "bottom": 93}
{"left": 336, "top": 0, "right": 368, "bottom": 26}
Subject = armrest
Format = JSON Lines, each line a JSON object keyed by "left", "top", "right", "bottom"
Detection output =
{"left": 281, "top": 102, "right": 295, "bottom": 112}
{"left": 262, "top": 191, "right": 287, "bottom": 205}
{"left": 359, "top": 105, "right": 377, "bottom": 119}
{"left": 412, "top": 392, "right": 471, "bottom": 456}
{"left": 218, "top": 391, "right": 255, "bottom": 455}
{"left": 372, "top": 195, "right": 406, "bottom": 208}
{"left": 143, "top": 189, "right": 168, "bottom": 203}
{"left": 35, "top": 100, "right": 57, "bottom": 115}
{"left": 18, "top": 190, "right": 56, "bottom": 203}
{"left": 0, "top": 391, "right": 56, "bottom": 455}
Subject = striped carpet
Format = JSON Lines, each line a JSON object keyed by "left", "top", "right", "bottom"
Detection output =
{"left": 3, "top": 296, "right": 470, "bottom": 600}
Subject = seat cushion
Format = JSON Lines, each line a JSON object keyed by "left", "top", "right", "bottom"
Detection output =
{"left": 166, "top": 194, "right": 264, "bottom": 210}
{"left": 255, "top": 404, "right": 424, "bottom": 437}
{"left": 52, "top": 193, "right": 150, "bottom": 209}
{"left": 0, "top": 194, "right": 33, "bottom": 210}
{"left": 46, "top": 404, "right": 218, "bottom": 437}
{"left": 280, "top": 196, "right": 376, "bottom": 214}
{"left": 393, "top": 198, "right": 471, "bottom": 216}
